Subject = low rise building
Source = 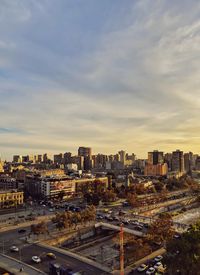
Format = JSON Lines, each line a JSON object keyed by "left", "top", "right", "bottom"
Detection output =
{"left": 0, "top": 174, "right": 17, "bottom": 190}
{"left": 25, "top": 172, "right": 108, "bottom": 199}
{"left": 144, "top": 163, "right": 168, "bottom": 176}
{"left": 0, "top": 190, "right": 23, "bottom": 208}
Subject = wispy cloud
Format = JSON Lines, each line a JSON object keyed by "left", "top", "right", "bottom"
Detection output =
{"left": 0, "top": 0, "right": 200, "bottom": 159}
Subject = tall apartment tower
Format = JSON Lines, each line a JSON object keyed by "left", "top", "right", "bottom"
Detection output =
{"left": 148, "top": 150, "right": 164, "bottom": 165}
{"left": 184, "top": 152, "right": 193, "bottom": 173}
{"left": 78, "top": 147, "right": 92, "bottom": 157}
{"left": 118, "top": 150, "right": 126, "bottom": 164}
{"left": 172, "top": 150, "right": 184, "bottom": 173}
{"left": 78, "top": 147, "right": 92, "bottom": 170}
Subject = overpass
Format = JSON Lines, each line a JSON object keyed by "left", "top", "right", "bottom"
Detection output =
{"left": 95, "top": 222, "right": 144, "bottom": 236}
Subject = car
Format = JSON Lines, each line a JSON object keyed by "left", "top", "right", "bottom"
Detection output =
{"left": 32, "top": 256, "right": 41, "bottom": 263}
{"left": 154, "top": 262, "right": 163, "bottom": 270}
{"left": 113, "top": 216, "right": 120, "bottom": 221}
{"left": 10, "top": 245, "right": 19, "bottom": 252}
{"left": 143, "top": 223, "right": 149, "bottom": 228}
{"left": 134, "top": 225, "right": 143, "bottom": 231}
{"left": 146, "top": 267, "right": 155, "bottom": 274}
{"left": 122, "top": 201, "right": 130, "bottom": 207}
{"left": 18, "top": 229, "right": 26, "bottom": 234}
{"left": 131, "top": 220, "right": 139, "bottom": 226}
{"left": 46, "top": 252, "right": 56, "bottom": 259}
{"left": 123, "top": 220, "right": 130, "bottom": 225}
{"left": 69, "top": 205, "right": 76, "bottom": 211}
{"left": 154, "top": 255, "right": 163, "bottom": 262}
{"left": 137, "top": 264, "right": 148, "bottom": 272}
{"left": 174, "top": 234, "right": 181, "bottom": 239}
{"left": 75, "top": 207, "right": 81, "bottom": 212}
{"left": 96, "top": 214, "right": 104, "bottom": 220}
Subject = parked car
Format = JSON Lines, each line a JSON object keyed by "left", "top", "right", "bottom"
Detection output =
{"left": 137, "top": 264, "right": 148, "bottom": 272}
{"left": 154, "top": 255, "right": 163, "bottom": 262}
{"left": 10, "top": 246, "right": 19, "bottom": 252}
{"left": 75, "top": 207, "right": 81, "bottom": 212}
{"left": 69, "top": 205, "right": 76, "bottom": 211}
{"left": 32, "top": 256, "right": 41, "bottom": 263}
{"left": 122, "top": 201, "right": 130, "bottom": 207}
{"left": 18, "top": 229, "right": 26, "bottom": 234}
{"left": 154, "top": 262, "right": 163, "bottom": 270}
{"left": 146, "top": 267, "right": 155, "bottom": 274}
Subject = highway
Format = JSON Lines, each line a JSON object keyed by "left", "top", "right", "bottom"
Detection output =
{"left": 0, "top": 227, "right": 109, "bottom": 275}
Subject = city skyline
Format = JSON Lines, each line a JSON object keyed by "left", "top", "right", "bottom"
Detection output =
{"left": 1, "top": 1, "right": 200, "bottom": 159}
{"left": 1, "top": 147, "right": 200, "bottom": 162}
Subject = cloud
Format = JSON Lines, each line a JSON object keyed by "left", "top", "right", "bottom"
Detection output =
{"left": 0, "top": 0, "right": 200, "bottom": 159}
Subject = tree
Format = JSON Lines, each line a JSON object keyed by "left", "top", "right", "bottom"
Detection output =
{"left": 147, "top": 213, "right": 175, "bottom": 244}
{"left": 125, "top": 237, "right": 152, "bottom": 262}
{"left": 102, "top": 189, "right": 117, "bottom": 202}
{"left": 113, "top": 233, "right": 151, "bottom": 263}
{"left": 30, "top": 221, "right": 49, "bottom": 235}
{"left": 127, "top": 193, "right": 138, "bottom": 207}
{"left": 154, "top": 181, "right": 165, "bottom": 193}
{"left": 165, "top": 220, "right": 200, "bottom": 275}
{"left": 57, "top": 190, "right": 65, "bottom": 201}
{"left": 135, "top": 183, "right": 147, "bottom": 195}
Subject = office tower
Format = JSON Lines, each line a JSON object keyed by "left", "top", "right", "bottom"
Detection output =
{"left": 148, "top": 150, "right": 164, "bottom": 165}
{"left": 172, "top": 150, "right": 184, "bottom": 173}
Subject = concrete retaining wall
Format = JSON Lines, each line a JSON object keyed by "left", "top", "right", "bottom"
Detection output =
{"left": 38, "top": 242, "right": 111, "bottom": 273}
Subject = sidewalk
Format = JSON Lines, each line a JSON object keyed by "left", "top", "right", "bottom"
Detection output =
{"left": 0, "top": 254, "right": 46, "bottom": 275}
{"left": 0, "top": 214, "right": 53, "bottom": 233}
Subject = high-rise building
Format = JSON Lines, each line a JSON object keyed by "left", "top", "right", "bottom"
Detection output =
{"left": 13, "top": 155, "right": 22, "bottom": 163}
{"left": 148, "top": 150, "right": 164, "bottom": 165}
{"left": 184, "top": 152, "right": 193, "bottom": 173}
{"left": 0, "top": 161, "right": 4, "bottom": 173}
{"left": 172, "top": 150, "right": 184, "bottom": 173}
{"left": 53, "top": 153, "right": 63, "bottom": 165}
{"left": 71, "top": 156, "right": 84, "bottom": 170}
{"left": 195, "top": 156, "right": 200, "bottom": 170}
{"left": 43, "top": 153, "right": 52, "bottom": 164}
{"left": 63, "top": 152, "right": 72, "bottom": 165}
{"left": 164, "top": 153, "right": 172, "bottom": 171}
{"left": 93, "top": 154, "right": 108, "bottom": 169}
{"left": 78, "top": 147, "right": 92, "bottom": 157}
{"left": 118, "top": 150, "right": 126, "bottom": 164}
{"left": 78, "top": 147, "right": 92, "bottom": 171}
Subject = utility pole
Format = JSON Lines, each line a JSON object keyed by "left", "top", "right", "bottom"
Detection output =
{"left": 120, "top": 224, "right": 124, "bottom": 275}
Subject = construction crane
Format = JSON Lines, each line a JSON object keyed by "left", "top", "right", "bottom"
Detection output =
{"left": 120, "top": 223, "right": 124, "bottom": 275}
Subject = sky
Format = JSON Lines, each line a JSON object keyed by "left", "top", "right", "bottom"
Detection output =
{"left": 0, "top": 0, "right": 200, "bottom": 160}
